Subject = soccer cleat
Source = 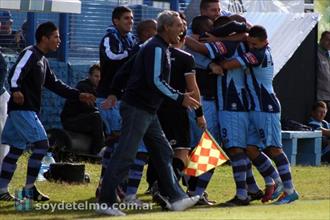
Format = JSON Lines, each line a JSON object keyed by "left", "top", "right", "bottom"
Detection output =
{"left": 248, "top": 190, "right": 264, "bottom": 202}
{"left": 168, "top": 195, "right": 200, "bottom": 211}
{"left": 271, "top": 182, "right": 284, "bottom": 200}
{"left": 96, "top": 206, "right": 126, "bottom": 216}
{"left": 262, "top": 184, "right": 275, "bottom": 203}
{"left": 0, "top": 191, "right": 15, "bottom": 201}
{"left": 23, "top": 186, "right": 49, "bottom": 201}
{"left": 196, "top": 192, "right": 217, "bottom": 206}
{"left": 274, "top": 191, "right": 299, "bottom": 205}
{"left": 220, "top": 196, "right": 250, "bottom": 207}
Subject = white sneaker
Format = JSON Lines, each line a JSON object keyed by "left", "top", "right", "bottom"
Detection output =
{"left": 168, "top": 195, "right": 200, "bottom": 211}
{"left": 96, "top": 206, "right": 126, "bottom": 216}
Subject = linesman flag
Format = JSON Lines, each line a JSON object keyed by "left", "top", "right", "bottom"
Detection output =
{"left": 184, "top": 130, "right": 229, "bottom": 177}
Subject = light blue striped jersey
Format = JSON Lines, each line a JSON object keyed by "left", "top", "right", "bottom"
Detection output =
{"left": 205, "top": 41, "right": 249, "bottom": 111}
{"left": 236, "top": 45, "right": 281, "bottom": 113}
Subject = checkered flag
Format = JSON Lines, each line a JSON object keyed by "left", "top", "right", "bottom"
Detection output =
{"left": 184, "top": 130, "right": 229, "bottom": 176}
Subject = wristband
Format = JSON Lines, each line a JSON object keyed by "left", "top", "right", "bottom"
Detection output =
{"left": 195, "top": 106, "right": 204, "bottom": 117}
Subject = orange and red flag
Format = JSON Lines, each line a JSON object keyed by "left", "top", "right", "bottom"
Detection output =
{"left": 184, "top": 130, "right": 229, "bottom": 177}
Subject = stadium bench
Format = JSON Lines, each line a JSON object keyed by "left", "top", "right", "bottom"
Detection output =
{"left": 281, "top": 131, "right": 322, "bottom": 166}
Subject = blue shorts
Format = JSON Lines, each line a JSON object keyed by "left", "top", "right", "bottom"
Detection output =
{"left": 219, "top": 111, "right": 249, "bottom": 149}
{"left": 96, "top": 98, "right": 121, "bottom": 135}
{"left": 188, "top": 98, "right": 221, "bottom": 148}
{"left": 247, "top": 111, "right": 282, "bottom": 149}
{"left": 1, "top": 111, "right": 48, "bottom": 149}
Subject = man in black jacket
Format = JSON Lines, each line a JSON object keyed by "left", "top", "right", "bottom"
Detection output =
{"left": 97, "top": 11, "right": 200, "bottom": 216}
{"left": 0, "top": 21, "right": 95, "bottom": 202}
{"left": 61, "top": 63, "right": 104, "bottom": 155}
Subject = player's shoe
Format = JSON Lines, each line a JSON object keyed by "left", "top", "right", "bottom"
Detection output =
{"left": 274, "top": 191, "right": 299, "bottom": 205}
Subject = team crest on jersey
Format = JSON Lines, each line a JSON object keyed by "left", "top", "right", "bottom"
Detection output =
{"left": 215, "top": 41, "right": 227, "bottom": 55}
{"left": 268, "top": 104, "right": 273, "bottom": 112}
{"left": 231, "top": 102, "right": 237, "bottom": 110}
{"left": 244, "top": 52, "right": 258, "bottom": 65}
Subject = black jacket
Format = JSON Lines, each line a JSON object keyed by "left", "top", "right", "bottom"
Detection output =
{"left": 61, "top": 78, "right": 97, "bottom": 121}
{"left": 97, "top": 26, "right": 136, "bottom": 98}
{"left": 122, "top": 35, "right": 184, "bottom": 114}
{"left": 8, "top": 45, "right": 79, "bottom": 113}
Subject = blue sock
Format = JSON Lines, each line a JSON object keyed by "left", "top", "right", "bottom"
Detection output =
{"left": 125, "top": 152, "right": 148, "bottom": 196}
{"left": 245, "top": 159, "right": 261, "bottom": 193}
{"left": 194, "top": 169, "right": 214, "bottom": 196}
{"left": 0, "top": 147, "right": 23, "bottom": 191}
{"left": 230, "top": 153, "right": 248, "bottom": 199}
{"left": 252, "top": 152, "right": 280, "bottom": 186}
{"left": 272, "top": 153, "right": 294, "bottom": 194}
{"left": 26, "top": 140, "right": 48, "bottom": 188}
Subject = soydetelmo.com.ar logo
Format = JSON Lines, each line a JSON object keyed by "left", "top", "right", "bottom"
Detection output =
{"left": 13, "top": 189, "right": 153, "bottom": 212}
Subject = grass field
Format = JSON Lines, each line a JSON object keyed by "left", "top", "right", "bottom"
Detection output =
{"left": 0, "top": 153, "right": 329, "bottom": 220}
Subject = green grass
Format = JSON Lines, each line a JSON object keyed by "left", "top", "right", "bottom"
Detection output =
{"left": 0, "top": 153, "right": 329, "bottom": 220}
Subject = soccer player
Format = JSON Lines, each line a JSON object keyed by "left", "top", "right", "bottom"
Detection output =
{"left": 221, "top": 25, "right": 299, "bottom": 204}
{"left": 186, "top": 19, "right": 286, "bottom": 204}
{"left": 184, "top": 15, "right": 221, "bottom": 206}
{"left": 0, "top": 21, "right": 95, "bottom": 201}
{"left": 155, "top": 16, "right": 207, "bottom": 203}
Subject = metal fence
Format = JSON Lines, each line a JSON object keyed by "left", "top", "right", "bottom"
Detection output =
{"left": 0, "top": 0, "right": 185, "bottom": 62}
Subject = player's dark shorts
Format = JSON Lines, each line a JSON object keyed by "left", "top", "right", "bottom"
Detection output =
{"left": 157, "top": 103, "right": 191, "bottom": 150}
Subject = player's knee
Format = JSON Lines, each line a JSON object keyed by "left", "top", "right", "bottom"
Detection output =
{"left": 246, "top": 145, "right": 260, "bottom": 160}
{"left": 228, "top": 147, "right": 244, "bottom": 156}
{"left": 264, "top": 146, "right": 282, "bottom": 158}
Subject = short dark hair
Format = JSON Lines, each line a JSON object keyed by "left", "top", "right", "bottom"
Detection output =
{"left": 88, "top": 63, "right": 100, "bottom": 75}
{"left": 249, "top": 25, "right": 267, "bottom": 41}
{"left": 321, "top": 31, "right": 330, "bottom": 40}
{"left": 191, "top": 15, "right": 213, "bottom": 35}
{"left": 112, "top": 6, "right": 132, "bottom": 24}
{"left": 35, "top": 21, "right": 58, "bottom": 43}
{"left": 136, "top": 19, "right": 157, "bottom": 39}
{"left": 200, "top": 0, "right": 219, "bottom": 11}
{"left": 213, "top": 16, "right": 231, "bottom": 28}
{"left": 312, "top": 101, "right": 328, "bottom": 111}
